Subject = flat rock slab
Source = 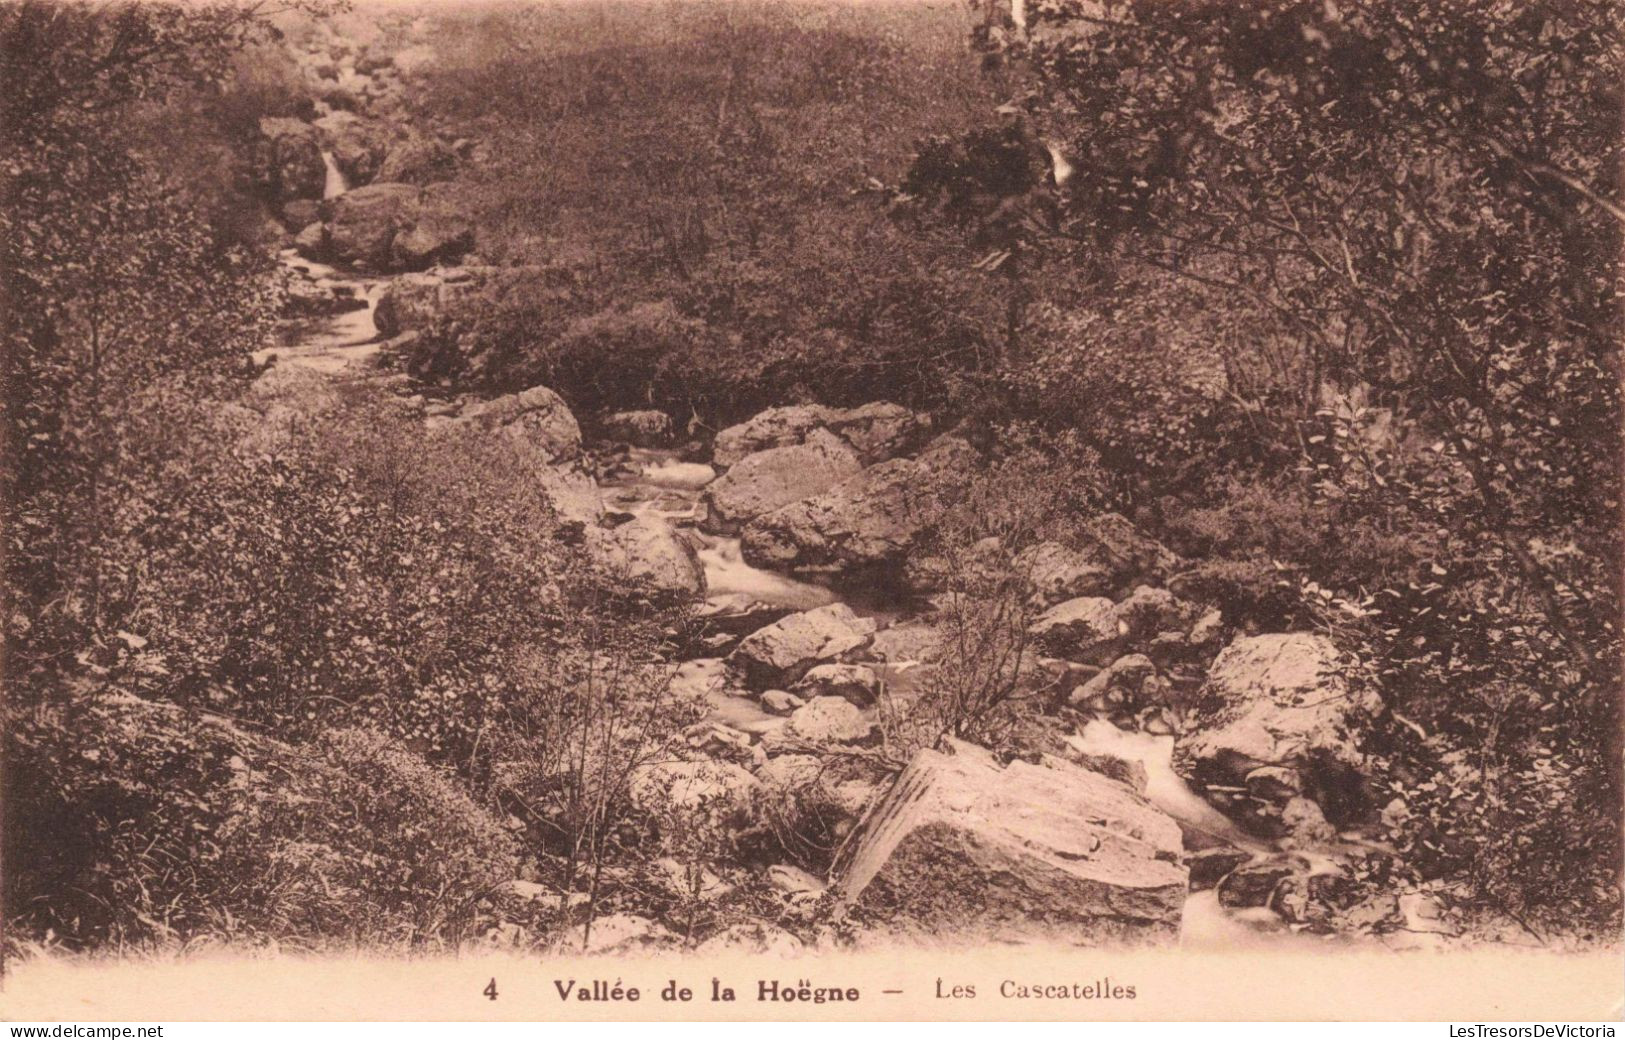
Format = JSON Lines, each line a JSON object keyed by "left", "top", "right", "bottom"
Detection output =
{"left": 830, "top": 739, "right": 1187, "bottom": 946}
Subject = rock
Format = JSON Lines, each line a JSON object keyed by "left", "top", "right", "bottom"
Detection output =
{"left": 760, "top": 690, "right": 804, "bottom": 716}
{"left": 533, "top": 463, "right": 602, "bottom": 536}
{"left": 695, "top": 922, "right": 804, "bottom": 956}
{"left": 378, "top": 133, "right": 457, "bottom": 183}
{"left": 728, "top": 603, "right": 876, "bottom": 689}
{"left": 372, "top": 272, "right": 448, "bottom": 336}
{"left": 257, "top": 117, "right": 325, "bottom": 201}
{"left": 1269, "top": 871, "right": 1365, "bottom": 932}
{"left": 571, "top": 913, "right": 677, "bottom": 954}
{"left": 1067, "top": 653, "right": 1156, "bottom": 710}
{"left": 631, "top": 760, "right": 760, "bottom": 820}
{"left": 313, "top": 111, "right": 388, "bottom": 185}
{"left": 293, "top": 221, "right": 328, "bottom": 261}
{"left": 712, "top": 402, "right": 928, "bottom": 468}
{"left": 601, "top": 409, "right": 675, "bottom": 447}
{"left": 1188, "top": 608, "right": 1225, "bottom": 647}
{"left": 826, "top": 402, "right": 932, "bottom": 465}
{"left": 741, "top": 436, "right": 975, "bottom": 581}
{"left": 767, "top": 864, "right": 827, "bottom": 899}
{"left": 1172, "top": 632, "right": 1380, "bottom": 836}
{"left": 1028, "top": 596, "right": 1121, "bottom": 664}
{"left": 590, "top": 514, "right": 707, "bottom": 602}
{"left": 830, "top": 739, "right": 1187, "bottom": 945}
{"left": 702, "top": 429, "right": 862, "bottom": 534}
{"left": 390, "top": 216, "right": 474, "bottom": 271}
{"left": 783, "top": 696, "right": 876, "bottom": 746}
{"left": 459, "top": 384, "right": 582, "bottom": 463}
{"left": 1112, "top": 585, "right": 1189, "bottom": 639}
{"left": 693, "top": 594, "right": 793, "bottom": 638}
{"left": 1185, "top": 847, "right": 1253, "bottom": 891}
{"left": 282, "top": 198, "right": 322, "bottom": 230}
{"left": 789, "top": 663, "right": 880, "bottom": 708}
{"left": 1076, "top": 513, "right": 1181, "bottom": 590}
{"left": 1015, "top": 541, "right": 1113, "bottom": 607}
{"left": 325, "top": 181, "right": 421, "bottom": 268}
{"left": 1215, "top": 855, "right": 1308, "bottom": 909}
{"left": 863, "top": 619, "right": 946, "bottom": 664}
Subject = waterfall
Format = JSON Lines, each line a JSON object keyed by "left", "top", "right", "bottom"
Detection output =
{"left": 321, "top": 151, "right": 349, "bottom": 199}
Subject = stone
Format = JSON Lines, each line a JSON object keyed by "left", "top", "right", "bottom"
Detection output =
{"left": 1172, "top": 632, "right": 1381, "bottom": 836}
{"left": 601, "top": 409, "right": 675, "bottom": 447}
{"left": 1185, "top": 846, "right": 1253, "bottom": 891}
{"left": 784, "top": 696, "right": 876, "bottom": 746}
{"left": 324, "top": 181, "right": 421, "bottom": 268}
{"left": 313, "top": 110, "right": 389, "bottom": 185}
{"left": 1076, "top": 513, "right": 1181, "bottom": 590}
{"left": 702, "top": 429, "right": 863, "bottom": 534}
{"left": 825, "top": 401, "right": 932, "bottom": 465}
{"left": 695, "top": 922, "right": 804, "bottom": 956}
{"left": 1112, "top": 585, "right": 1189, "bottom": 639}
{"left": 760, "top": 689, "right": 805, "bottom": 716}
{"left": 1214, "top": 855, "right": 1308, "bottom": 909}
{"left": 390, "top": 216, "right": 474, "bottom": 271}
{"left": 631, "top": 760, "right": 760, "bottom": 820}
{"left": 571, "top": 913, "right": 677, "bottom": 954}
{"left": 789, "top": 663, "right": 881, "bottom": 708}
{"left": 283, "top": 198, "right": 322, "bottom": 230}
{"left": 459, "top": 384, "right": 582, "bottom": 463}
{"left": 830, "top": 739, "right": 1187, "bottom": 945}
{"left": 1028, "top": 596, "right": 1121, "bottom": 664}
{"left": 293, "top": 221, "right": 328, "bottom": 261}
{"left": 728, "top": 603, "right": 876, "bottom": 689}
{"left": 1188, "top": 608, "right": 1225, "bottom": 647}
{"left": 589, "top": 514, "right": 707, "bottom": 602}
{"left": 740, "top": 436, "right": 975, "bottom": 580}
{"left": 767, "top": 864, "right": 827, "bottom": 898}
{"left": 257, "top": 117, "right": 325, "bottom": 201}
{"left": 378, "top": 133, "right": 457, "bottom": 184}
{"left": 1016, "top": 541, "right": 1113, "bottom": 607}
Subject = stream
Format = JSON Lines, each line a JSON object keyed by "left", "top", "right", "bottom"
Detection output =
{"left": 268, "top": 243, "right": 1378, "bottom": 952}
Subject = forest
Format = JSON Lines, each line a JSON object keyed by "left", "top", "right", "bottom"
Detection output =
{"left": 1, "top": 0, "right": 1619, "bottom": 958}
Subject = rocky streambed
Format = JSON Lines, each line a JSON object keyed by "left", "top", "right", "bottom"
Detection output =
{"left": 262, "top": 250, "right": 1460, "bottom": 954}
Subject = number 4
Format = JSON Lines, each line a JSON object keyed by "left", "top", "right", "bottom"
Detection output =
{"left": 484, "top": 978, "right": 499, "bottom": 1001}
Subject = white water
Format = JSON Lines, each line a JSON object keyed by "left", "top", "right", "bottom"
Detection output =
{"left": 253, "top": 250, "right": 385, "bottom": 374}
{"left": 321, "top": 150, "right": 349, "bottom": 200}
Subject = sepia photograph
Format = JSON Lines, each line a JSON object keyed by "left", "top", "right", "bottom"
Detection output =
{"left": 0, "top": 0, "right": 1621, "bottom": 1022}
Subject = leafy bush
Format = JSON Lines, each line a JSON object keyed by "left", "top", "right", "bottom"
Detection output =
{"left": 4, "top": 696, "right": 519, "bottom": 952}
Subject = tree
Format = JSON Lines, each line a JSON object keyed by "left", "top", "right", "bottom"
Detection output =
{"left": 908, "top": 0, "right": 1621, "bottom": 930}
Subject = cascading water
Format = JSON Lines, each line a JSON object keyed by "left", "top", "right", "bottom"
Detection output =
{"left": 321, "top": 150, "right": 349, "bottom": 200}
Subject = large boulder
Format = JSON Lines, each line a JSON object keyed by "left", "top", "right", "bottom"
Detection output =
{"left": 1016, "top": 541, "right": 1113, "bottom": 607}
{"left": 728, "top": 603, "right": 876, "bottom": 689}
{"left": 458, "top": 384, "right": 582, "bottom": 463}
{"left": 257, "top": 117, "right": 326, "bottom": 201}
{"left": 1172, "top": 632, "right": 1381, "bottom": 837}
{"left": 830, "top": 740, "right": 1187, "bottom": 945}
{"left": 390, "top": 215, "right": 474, "bottom": 271}
{"left": 702, "top": 429, "right": 862, "bottom": 534}
{"left": 324, "top": 181, "right": 421, "bottom": 268}
{"left": 1027, "top": 596, "right": 1122, "bottom": 664}
{"left": 740, "top": 436, "right": 975, "bottom": 581}
{"left": 378, "top": 133, "right": 457, "bottom": 184}
{"left": 600, "top": 410, "right": 675, "bottom": 447}
{"left": 1075, "top": 513, "right": 1182, "bottom": 591}
{"left": 712, "top": 402, "right": 929, "bottom": 468}
{"left": 589, "top": 514, "right": 706, "bottom": 602}
{"left": 313, "top": 111, "right": 389, "bottom": 186}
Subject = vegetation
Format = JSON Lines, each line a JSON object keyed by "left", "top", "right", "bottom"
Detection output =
{"left": 3, "top": 0, "right": 1618, "bottom": 955}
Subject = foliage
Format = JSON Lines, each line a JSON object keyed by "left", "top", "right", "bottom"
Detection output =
{"left": 4, "top": 695, "right": 519, "bottom": 952}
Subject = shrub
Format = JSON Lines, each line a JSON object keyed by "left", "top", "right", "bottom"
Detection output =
{"left": 3, "top": 695, "right": 519, "bottom": 952}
